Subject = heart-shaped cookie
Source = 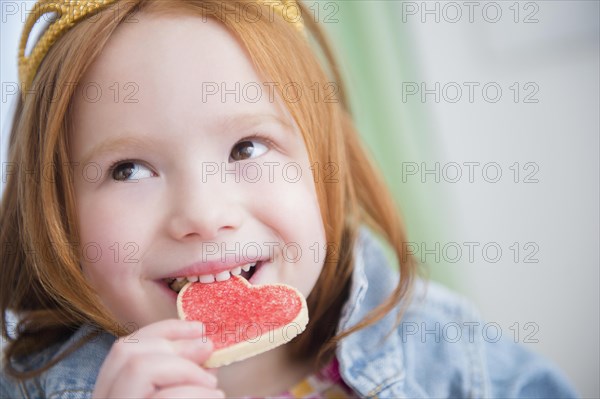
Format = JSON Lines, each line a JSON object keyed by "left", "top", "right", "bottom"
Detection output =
{"left": 177, "top": 275, "right": 309, "bottom": 368}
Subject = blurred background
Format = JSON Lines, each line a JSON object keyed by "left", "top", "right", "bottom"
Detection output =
{"left": 1, "top": 0, "right": 599, "bottom": 397}
{"left": 318, "top": 1, "right": 599, "bottom": 397}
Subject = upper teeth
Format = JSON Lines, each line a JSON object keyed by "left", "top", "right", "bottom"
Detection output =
{"left": 171, "top": 262, "right": 257, "bottom": 285}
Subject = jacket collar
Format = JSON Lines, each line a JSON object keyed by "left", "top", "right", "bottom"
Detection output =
{"left": 336, "top": 228, "right": 407, "bottom": 397}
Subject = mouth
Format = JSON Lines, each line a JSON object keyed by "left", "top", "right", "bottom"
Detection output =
{"left": 162, "top": 261, "right": 263, "bottom": 293}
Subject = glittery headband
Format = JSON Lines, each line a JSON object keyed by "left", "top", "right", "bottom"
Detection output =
{"left": 18, "top": 0, "right": 304, "bottom": 98}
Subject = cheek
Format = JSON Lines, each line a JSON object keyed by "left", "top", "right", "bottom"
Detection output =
{"left": 77, "top": 200, "right": 130, "bottom": 261}
{"left": 77, "top": 212, "right": 133, "bottom": 286}
{"left": 75, "top": 191, "right": 152, "bottom": 281}
{"left": 245, "top": 162, "right": 324, "bottom": 240}
{"left": 76, "top": 186, "right": 156, "bottom": 244}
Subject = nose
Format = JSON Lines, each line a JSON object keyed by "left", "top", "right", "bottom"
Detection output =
{"left": 166, "top": 172, "right": 243, "bottom": 241}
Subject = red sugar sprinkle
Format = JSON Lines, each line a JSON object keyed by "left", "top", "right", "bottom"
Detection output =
{"left": 179, "top": 276, "right": 304, "bottom": 350}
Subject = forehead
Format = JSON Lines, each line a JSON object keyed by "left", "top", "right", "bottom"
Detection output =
{"left": 71, "top": 12, "right": 287, "bottom": 137}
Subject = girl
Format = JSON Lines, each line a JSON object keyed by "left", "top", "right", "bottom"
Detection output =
{"left": 1, "top": 0, "right": 577, "bottom": 397}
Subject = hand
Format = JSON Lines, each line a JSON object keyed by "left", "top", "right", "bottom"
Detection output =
{"left": 92, "top": 319, "right": 223, "bottom": 398}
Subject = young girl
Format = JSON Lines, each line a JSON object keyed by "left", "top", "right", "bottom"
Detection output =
{"left": 1, "top": 0, "right": 578, "bottom": 397}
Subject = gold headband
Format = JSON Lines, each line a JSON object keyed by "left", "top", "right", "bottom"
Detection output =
{"left": 18, "top": 0, "right": 304, "bottom": 97}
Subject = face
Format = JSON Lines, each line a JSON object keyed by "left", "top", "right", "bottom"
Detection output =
{"left": 70, "top": 13, "right": 326, "bottom": 329}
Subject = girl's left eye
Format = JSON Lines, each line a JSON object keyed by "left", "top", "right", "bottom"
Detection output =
{"left": 229, "top": 139, "right": 268, "bottom": 162}
{"left": 110, "top": 161, "right": 156, "bottom": 181}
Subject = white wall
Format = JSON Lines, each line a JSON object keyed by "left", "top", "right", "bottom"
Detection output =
{"left": 1, "top": 0, "right": 33, "bottom": 186}
{"left": 402, "top": 1, "right": 599, "bottom": 396}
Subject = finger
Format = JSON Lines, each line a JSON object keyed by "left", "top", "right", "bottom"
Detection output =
{"left": 95, "top": 337, "right": 168, "bottom": 396}
{"left": 106, "top": 354, "right": 217, "bottom": 398}
{"left": 171, "top": 336, "right": 214, "bottom": 364}
{"left": 95, "top": 336, "right": 212, "bottom": 397}
{"left": 151, "top": 386, "right": 225, "bottom": 399}
{"left": 133, "top": 319, "right": 205, "bottom": 341}
{"left": 95, "top": 319, "right": 212, "bottom": 397}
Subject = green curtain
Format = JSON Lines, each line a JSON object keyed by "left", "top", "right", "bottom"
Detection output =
{"left": 316, "top": 1, "right": 461, "bottom": 289}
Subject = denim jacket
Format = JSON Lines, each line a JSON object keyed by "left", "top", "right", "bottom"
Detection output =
{"left": 336, "top": 230, "right": 578, "bottom": 398}
{"left": 1, "top": 229, "right": 578, "bottom": 398}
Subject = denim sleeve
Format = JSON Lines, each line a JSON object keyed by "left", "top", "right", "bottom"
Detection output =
{"left": 0, "top": 373, "right": 19, "bottom": 399}
{"left": 344, "top": 229, "right": 580, "bottom": 398}
{"left": 483, "top": 337, "right": 579, "bottom": 398}
{"left": 41, "top": 331, "right": 113, "bottom": 399}
{"left": 0, "top": 371, "right": 94, "bottom": 399}
{"left": 396, "top": 280, "right": 580, "bottom": 398}
{"left": 0, "top": 326, "right": 114, "bottom": 398}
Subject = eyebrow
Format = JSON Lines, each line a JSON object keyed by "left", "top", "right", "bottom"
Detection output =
{"left": 78, "top": 113, "right": 294, "bottom": 165}
{"left": 220, "top": 113, "right": 294, "bottom": 133}
{"left": 79, "top": 136, "right": 152, "bottom": 166}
